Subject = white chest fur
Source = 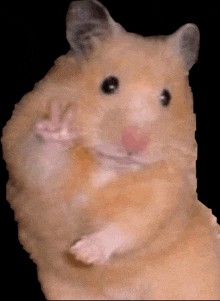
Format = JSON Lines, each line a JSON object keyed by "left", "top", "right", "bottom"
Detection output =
{"left": 91, "top": 168, "right": 118, "bottom": 188}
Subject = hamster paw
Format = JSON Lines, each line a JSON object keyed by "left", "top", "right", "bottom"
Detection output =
{"left": 70, "top": 235, "right": 110, "bottom": 265}
{"left": 35, "top": 102, "right": 78, "bottom": 146}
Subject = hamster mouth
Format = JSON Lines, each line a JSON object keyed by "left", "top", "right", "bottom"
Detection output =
{"left": 95, "top": 151, "right": 140, "bottom": 168}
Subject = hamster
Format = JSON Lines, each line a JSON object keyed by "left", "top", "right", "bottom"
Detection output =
{"left": 2, "top": 0, "right": 220, "bottom": 300}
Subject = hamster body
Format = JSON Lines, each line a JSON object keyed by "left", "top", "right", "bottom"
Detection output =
{"left": 2, "top": 1, "right": 220, "bottom": 300}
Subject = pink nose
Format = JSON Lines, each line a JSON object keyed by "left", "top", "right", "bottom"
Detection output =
{"left": 121, "top": 126, "right": 148, "bottom": 153}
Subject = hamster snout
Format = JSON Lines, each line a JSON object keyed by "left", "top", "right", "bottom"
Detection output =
{"left": 121, "top": 126, "right": 149, "bottom": 154}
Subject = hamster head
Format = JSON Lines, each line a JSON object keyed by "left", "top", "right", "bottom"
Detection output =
{"left": 54, "top": 0, "right": 199, "bottom": 170}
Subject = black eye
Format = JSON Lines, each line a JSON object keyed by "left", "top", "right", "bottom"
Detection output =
{"left": 160, "top": 89, "right": 171, "bottom": 106}
{"left": 101, "top": 76, "right": 119, "bottom": 94}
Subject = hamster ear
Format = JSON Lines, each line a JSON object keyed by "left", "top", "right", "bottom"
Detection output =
{"left": 66, "top": 0, "right": 116, "bottom": 56}
{"left": 169, "top": 24, "right": 200, "bottom": 70}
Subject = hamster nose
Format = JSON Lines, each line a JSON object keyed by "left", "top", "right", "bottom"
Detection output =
{"left": 121, "top": 126, "right": 149, "bottom": 154}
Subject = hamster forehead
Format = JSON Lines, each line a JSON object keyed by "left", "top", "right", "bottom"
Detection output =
{"left": 82, "top": 34, "right": 181, "bottom": 88}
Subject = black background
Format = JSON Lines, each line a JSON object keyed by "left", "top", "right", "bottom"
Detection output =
{"left": 1, "top": 1, "right": 220, "bottom": 299}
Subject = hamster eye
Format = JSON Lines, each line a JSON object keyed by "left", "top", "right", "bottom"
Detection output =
{"left": 101, "top": 76, "right": 119, "bottom": 94}
{"left": 160, "top": 89, "right": 171, "bottom": 106}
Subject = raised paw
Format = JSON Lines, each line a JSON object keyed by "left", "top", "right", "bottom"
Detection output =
{"left": 35, "top": 102, "right": 79, "bottom": 146}
{"left": 70, "top": 235, "right": 110, "bottom": 265}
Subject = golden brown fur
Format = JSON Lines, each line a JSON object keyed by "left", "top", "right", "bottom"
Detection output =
{"left": 2, "top": 1, "right": 220, "bottom": 299}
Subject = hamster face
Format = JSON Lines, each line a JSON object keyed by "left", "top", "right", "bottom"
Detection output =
{"left": 57, "top": 34, "right": 195, "bottom": 170}
{"left": 42, "top": 0, "right": 198, "bottom": 171}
